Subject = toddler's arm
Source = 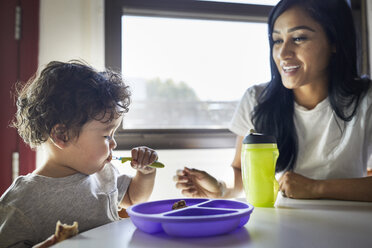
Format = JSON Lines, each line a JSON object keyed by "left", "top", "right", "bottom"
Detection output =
{"left": 120, "top": 146, "right": 157, "bottom": 208}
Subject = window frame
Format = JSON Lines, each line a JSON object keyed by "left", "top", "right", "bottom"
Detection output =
{"left": 104, "top": 0, "right": 274, "bottom": 149}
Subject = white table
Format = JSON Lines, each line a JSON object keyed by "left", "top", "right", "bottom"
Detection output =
{"left": 54, "top": 195, "right": 372, "bottom": 248}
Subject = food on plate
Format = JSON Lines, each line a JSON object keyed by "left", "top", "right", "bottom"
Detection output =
{"left": 54, "top": 220, "right": 79, "bottom": 243}
{"left": 172, "top": 200, "right": 188, "bottom": 210}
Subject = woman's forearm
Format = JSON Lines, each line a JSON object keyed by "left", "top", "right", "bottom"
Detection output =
{"left": 316, "top": 176, "right": 372, "bottom": 202}
{"left": 224, "top": 136, "right": 245, "bottom": 199}
{"left": 223, "top": 166, "right": 244, "bottom": 198}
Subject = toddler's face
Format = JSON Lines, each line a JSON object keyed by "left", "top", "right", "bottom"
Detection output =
{"left": 64, "top": 110, "right": 123, "bottom": 175}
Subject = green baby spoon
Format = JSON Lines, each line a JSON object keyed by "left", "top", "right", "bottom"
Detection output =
{"left": 112, "top": 156, "right": 165, "bottom": 168}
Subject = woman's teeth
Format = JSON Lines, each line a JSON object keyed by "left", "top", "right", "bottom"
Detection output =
{"left": 283, "top": 65, "right": 300, "bottom": 72}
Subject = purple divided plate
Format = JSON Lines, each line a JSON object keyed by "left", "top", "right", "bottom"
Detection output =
{"left": 126, "top": 198, "right": 254, "bottom": 237}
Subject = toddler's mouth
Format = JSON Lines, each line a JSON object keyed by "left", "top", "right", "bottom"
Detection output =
{"left": 107, "top": 154, "right": 113, "bottom": 162}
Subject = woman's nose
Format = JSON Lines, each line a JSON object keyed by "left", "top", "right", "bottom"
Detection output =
{"left": 278, "top": 41, "right": 294, "bottom": 60}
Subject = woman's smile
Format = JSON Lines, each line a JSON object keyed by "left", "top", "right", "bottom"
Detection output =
{"left": 281, "top": 63, "right": 301, "bottom": 77}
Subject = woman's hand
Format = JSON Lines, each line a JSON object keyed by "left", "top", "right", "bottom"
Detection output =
{"left": 279, "top": 171, "right": 372, "bottom": 201}
{"left": 173, "top": 167, "right": 225, "bottom": 198}
{"left": 278, "top": 171, "right": 319, "bottom": 199}
{"left": 130, "top": 146, "right": 157, "bottom": 174}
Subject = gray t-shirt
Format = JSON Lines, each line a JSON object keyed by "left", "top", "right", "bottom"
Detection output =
{"left": 0, "top": 163, "right": 131, "bottom": 248}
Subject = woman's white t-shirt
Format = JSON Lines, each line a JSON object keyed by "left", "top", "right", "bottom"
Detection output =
{"left": 229, "top": 83, "right": 372, "bottom": 179}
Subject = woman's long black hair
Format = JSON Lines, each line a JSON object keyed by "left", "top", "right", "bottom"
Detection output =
{"left": 252, "top": 0, "right": 371, "bottom": 172}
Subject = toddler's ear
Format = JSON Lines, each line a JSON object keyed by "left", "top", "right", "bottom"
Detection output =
{"left": 50, "top": 124, "right": 69, "bottom": 149}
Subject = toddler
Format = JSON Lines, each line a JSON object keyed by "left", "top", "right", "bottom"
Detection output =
{"left": 0, "top": 61, "right": 158, "bottom": 247}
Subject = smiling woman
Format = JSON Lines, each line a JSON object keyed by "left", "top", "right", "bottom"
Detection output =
{"left": 174, "top": 0, "right": 372, "bottom": 203}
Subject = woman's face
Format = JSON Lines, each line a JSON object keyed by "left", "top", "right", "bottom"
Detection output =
{"left": 272, "top": 6, "right": 333, "bottom": 90}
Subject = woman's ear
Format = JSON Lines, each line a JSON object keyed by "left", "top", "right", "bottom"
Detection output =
{"left": 50, "top": 124, "right": 69, "bottom": 149}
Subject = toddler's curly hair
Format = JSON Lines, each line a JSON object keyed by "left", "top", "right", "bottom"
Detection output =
{"left": 12, "top": 60, "right": 131, "bottom": 148}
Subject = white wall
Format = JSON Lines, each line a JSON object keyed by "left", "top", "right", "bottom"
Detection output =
{"left": 37, "top": 0, "right": 105, "bottom": 168}
{"left": 39, "top": 0, "right": 104, "bottom": 70}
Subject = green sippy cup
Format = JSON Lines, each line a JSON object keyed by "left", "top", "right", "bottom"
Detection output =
{"left": 241, "top": 129, "right": 279, "bottom": 207}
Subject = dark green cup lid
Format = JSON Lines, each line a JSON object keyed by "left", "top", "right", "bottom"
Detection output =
{"left": 242, "top": 129, "right": 277, "bottom": 144}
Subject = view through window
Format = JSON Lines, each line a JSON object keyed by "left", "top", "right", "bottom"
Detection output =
{"left": 122, "top": 16, "right": 271, "bottom": 129}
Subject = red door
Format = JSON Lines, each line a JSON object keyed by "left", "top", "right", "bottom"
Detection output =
{"left": 0, "top": 0, "right": 39, "bottom": 195}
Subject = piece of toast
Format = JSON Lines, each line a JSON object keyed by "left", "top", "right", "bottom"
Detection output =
{"left": 54, "top": 220, "right": 79, "bottom": 243}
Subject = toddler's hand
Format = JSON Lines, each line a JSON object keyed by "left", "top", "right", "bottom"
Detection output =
{"left": 131, "top": 146, "right": 158, "bottom": 174}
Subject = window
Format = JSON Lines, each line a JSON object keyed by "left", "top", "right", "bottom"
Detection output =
{"left": 122, "top": 16, "right": 271, "bottom": 129}
{"left": 105, "top": 0, "right": 276, "bottom": 149}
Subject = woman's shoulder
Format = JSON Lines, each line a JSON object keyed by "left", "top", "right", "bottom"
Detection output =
{"left": 357, "top": 76, "right": 372, "bottom": 98}
{"left": 244, "top": 82, "right": 269, "bottom": 100}
{"left": 365, "top": 81, "right": 372, "bottom": 100}
{"left": 354, "top": 81, "right": 372, "bottom": 123}
{"left": 358, "top": 80, "right": 372, "bottom": 110}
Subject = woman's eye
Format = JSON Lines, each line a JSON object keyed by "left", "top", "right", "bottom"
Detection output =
{"left": 273, "top": 39, "right": 283, "bottom": 45}
{"left": 293, "top": 36, "right": 307, "bottom": 42}
{"left": 104, "top": 136, "right": 112, "bottom": 141}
